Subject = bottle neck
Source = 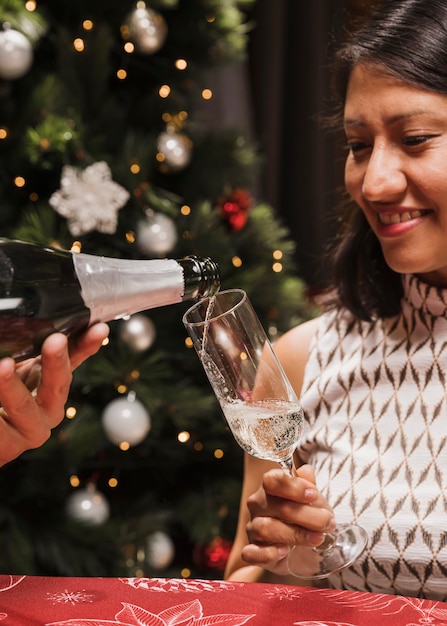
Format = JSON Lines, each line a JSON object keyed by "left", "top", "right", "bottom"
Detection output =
{"left": 178, "top": 256, "right": 220, "bottom": 301}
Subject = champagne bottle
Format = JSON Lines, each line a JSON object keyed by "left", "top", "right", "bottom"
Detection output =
{"left": 0, "top": 238, "right": 220, "bottom": 361}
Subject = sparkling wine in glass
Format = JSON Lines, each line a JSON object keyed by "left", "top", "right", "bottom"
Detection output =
{"left": 183, "top": 288, "right": 368, "bottom": 579}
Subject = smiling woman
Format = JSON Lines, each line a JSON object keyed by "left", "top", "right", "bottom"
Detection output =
{"left": 343, "top": 65, "right": 447, "bottom": 284}
{"left": 224, "top": 0, "right": 447, "bottom": 602}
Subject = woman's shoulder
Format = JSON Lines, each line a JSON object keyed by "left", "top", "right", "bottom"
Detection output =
{"left": 273, "top": 317, "right": 322, "bottom": 397}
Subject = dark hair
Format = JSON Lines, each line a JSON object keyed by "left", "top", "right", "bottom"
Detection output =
{"left": 326, "top": 0, "right": 447, "bottom": 320}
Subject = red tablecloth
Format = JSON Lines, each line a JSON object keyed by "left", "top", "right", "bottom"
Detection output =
{"left": 1, "top": 575, "right": 447, "bottom": 625}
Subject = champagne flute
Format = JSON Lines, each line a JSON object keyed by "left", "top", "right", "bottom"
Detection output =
{"left": 183, "top": 288, "right": 368, "bottom": 579}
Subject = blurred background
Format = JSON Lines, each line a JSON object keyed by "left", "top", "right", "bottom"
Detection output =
{"left": 0, "top": 0, "right": 376, "bottom": 580}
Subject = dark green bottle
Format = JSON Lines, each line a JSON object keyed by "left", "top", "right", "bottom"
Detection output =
{"left": 0, "top": 238, "right": 220, "bottom": 361}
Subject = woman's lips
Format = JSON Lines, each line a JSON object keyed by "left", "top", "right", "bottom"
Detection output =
{"left": 375, "top": 209, "right": 431, "bottom": 237}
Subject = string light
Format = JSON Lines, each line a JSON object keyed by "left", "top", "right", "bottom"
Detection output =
{"left": 65, "top": 406, "right": 77, "bottom": 419}
{"left": 214, "top": 449, "right": 224, "bottom": 459}
{"left": 108, "top": 477, "right": 119, "bottom": 488}
{"left": 124, "top": 42, "right": 134, "bottom": 53}
{"left": 202, "top": 89, "right": 213, "bottom": 100}
{"left": 0, "top": 128, "right": 7, "bottom": 139}
{"left": 272, "top": 262, "right": 283, "bottom": 273}
{"left": 14, "top": 176, "right": 25, "bottom": 188}
{"left": 25, "top": 0, "right": 36, "bottom": 11}
{"left": 130, "top": 163, "right": 140, "bottom": 174}
{"left": 232, "top": 256, "right": 242, "bottom": 268}
{"left": 180, "top": 204, "right": 191, "bottom": 216}
{"left": 269, "top": 324, "right": 279, "bottom": 339}
{"left": 194, "top": 442, "right": 203, "bottom": 451}
{"left": 273, "top": 249, "right": 283, "bottom": 260}
{"left": 126, "top": 230, "right": 136, "bottom": 243}
{"left": 82, "top": 20, "right": 94, "bottom": 31}
{"left": 117, "top": 69, "right": 127, "bottom": 80}
{"left": 70, "top": 241, "right": 82, "bottom": 253}
{"left": 29, "top": 192, "right": 39, "bottom": 202}
{"left": 70, "top": 475, "right": 80, "bottom": 487}
{"left": 175, "top": 58, "right": 187, "bottom": 70}
{"left": 184, "top": 337, "right": 193, "bottom": 348}
{"left": 178, "top": 431, "right": 190, "bottom": 443}
{"left": 159, "top": 85, "right": 171, "bottom": 98}
{"left": 119, "top": 441, "right": 131, "bottom": 451}
{"left": 181, "top": 568, "right": 191, "bottom": 578}
{"left": 73, "top": 38, "right": 85, "bottom": 52}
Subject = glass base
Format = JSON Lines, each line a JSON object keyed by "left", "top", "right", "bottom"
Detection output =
{"left": 287, "top": 523, "right": 368, "bottom": 580}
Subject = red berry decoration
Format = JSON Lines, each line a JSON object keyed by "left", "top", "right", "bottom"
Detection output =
{"left": 217, "top": 188, "right": 251, "bottom": 231}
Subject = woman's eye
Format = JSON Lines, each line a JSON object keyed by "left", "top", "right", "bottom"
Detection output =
{"left": 403, "top": 135, "right": 433, "bottom": 146}
{"left": 347, "top": 141, "right": 370, "bottom": 155}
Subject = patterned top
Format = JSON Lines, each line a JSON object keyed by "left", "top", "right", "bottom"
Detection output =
{"left": 298, "top": 274, "right": 447, "bottom": 601}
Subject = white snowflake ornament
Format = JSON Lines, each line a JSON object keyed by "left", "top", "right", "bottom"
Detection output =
{"left": 49, "top": 161, "right": 130, "bottom": 236}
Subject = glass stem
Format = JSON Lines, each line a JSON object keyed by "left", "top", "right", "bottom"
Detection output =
{"left": 279, "top": 458, "right": 295, "bottom": 477}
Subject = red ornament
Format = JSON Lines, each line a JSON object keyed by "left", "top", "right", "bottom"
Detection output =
{"left": 194, "top": 537, "right": 233, "bottom": 571}
{"left": 217, "top": 188, "right": 251, "bottom": 231}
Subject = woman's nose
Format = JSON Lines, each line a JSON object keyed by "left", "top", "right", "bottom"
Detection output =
{"left": 362, "top": 145, "right": 407, "bottom": 202}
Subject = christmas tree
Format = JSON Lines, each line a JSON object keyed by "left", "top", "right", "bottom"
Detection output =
{"left": 0, "top": 0, "right": 313, "bottom": 578}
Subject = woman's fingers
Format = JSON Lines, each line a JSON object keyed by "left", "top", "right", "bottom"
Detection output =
{"left": 241, "top": 541, "right": 291, "bottom": 576}
{"left": 247, "top": 468, "right": 335, "bottom": 531}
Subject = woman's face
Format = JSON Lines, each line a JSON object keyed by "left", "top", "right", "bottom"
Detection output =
{"left": 344, "top": 63, "right": 447, "bottom": 287}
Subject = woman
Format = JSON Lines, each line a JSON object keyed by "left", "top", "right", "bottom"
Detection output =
{"left": 0, "top": 323, "right": 109, "bottom": 467}
{"left": 225, "top": 0, "right": 447, "bottom": 601}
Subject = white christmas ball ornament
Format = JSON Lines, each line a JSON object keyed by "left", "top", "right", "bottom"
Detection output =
{"left": 136, "top": 211, "right": 177, "bottom": 256}
{"left": 146, "top": 531, "right": 175, "bottom": 570}
{"left": 0, "top": 29, "right": 33, "bottom": 80}
{"left": 66, "top": 485, "right": 110, "bottom": 525}
{"left": 119, "top": 314, "right": 156, "bottom": 351}
{"left": 127, "top": 6, "right": 167, "bottom": 54}
{"left": 102, "top": 394, "right": 151, "bottom": 446}
{"left": 157, "top": 130, "right": 192, "bottom": 172}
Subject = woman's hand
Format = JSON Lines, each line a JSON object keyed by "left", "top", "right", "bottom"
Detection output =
{"left": 241, "top": 465, "right": 336, "bottom": 577}
{"left": 0, "top": 323, "right": 109, "bottom": 467}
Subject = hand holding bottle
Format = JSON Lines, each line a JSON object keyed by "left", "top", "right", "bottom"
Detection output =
{"left": 0, "top": 322, "right": 109, "bottom": 467}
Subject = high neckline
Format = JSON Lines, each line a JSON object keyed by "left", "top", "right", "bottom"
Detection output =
{"left": 403, "top": 274, "right": 447, "bottom": 317}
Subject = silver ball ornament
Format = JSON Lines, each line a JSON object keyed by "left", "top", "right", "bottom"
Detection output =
{"left": 119, "top": 314, "right": 156, "bottom": 352}
{"left": 146, "top": 531, "right": 175, "bottom": 570}
{"left": 66, "top": 485, "right": 110, "bottom": 526}
{"left": 136, "top": 211, "right": 177, "bottom": 256}
{"left": 102, "top": 394, "right": 151, "bottom": 447}
{"left": 157, "top": 130, "right": 192, "bottom": 172}
{"left": 127, "top": 6, "right": 167, "bottom": 55}
{"left": 0, "top": 29, "right": 33, "bottom": 80}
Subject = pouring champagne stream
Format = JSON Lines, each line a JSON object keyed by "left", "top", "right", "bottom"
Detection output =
{"left": 183, "top": 288, "right": 368, "bottom": 579}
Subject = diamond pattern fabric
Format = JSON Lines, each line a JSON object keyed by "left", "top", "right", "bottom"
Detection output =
{"left": 298, "top": 274, "right": 447, "bottom": 600}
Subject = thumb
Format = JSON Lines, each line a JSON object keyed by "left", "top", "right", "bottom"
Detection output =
{"left": 296, "top": 464, "right": 316, "bottom": 485}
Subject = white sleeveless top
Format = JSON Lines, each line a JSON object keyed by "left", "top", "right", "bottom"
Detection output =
{"left": 298, "top": 274, "right": 447, "bottom": 600}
